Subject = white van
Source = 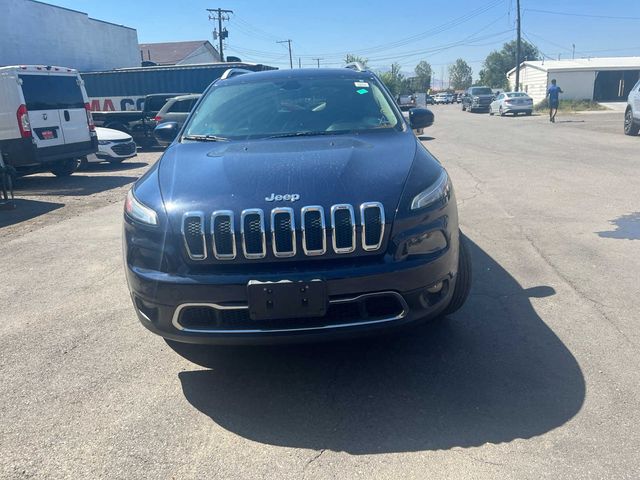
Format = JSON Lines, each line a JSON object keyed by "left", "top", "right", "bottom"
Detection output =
{"left": 0, "top": 65, "right": 98, "bottom": 177}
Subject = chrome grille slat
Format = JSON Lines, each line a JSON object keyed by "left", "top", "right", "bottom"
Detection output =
{"left": 182, "top": 203, "right": 385, "bottom": 261}
{"left": 181, "top": 212, "right": 207, "bottom": 260}
{"left": 271, "top": 207, "right": 296, "bottom": 257}
{"left": 360, "top": 202, "right": 385, "bottom": 251}
{"left": 211, "top": 210, "right": 236, "bottom": 260}
{"left": 331, "top": 204, "right": 356, "bottom": 254}
{"left": 241, "top": 209, "right": 266, "bottom": 259}
{"left": 301, "top": 206, "right": 326, "bottom": 256}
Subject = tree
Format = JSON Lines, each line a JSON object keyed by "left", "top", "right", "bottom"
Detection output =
{"left": 478, "top": 40, "right": 540, "bottom": 89}
{"left": 378, "top": 62, "right": 407, "bottom": 96}
{"left": 414, "top": 60, "right": 432, "bottom": 91}
{"left": 448, "top": 59, "right": 473, "bottom": 90}
{"left": 344, "top": 54, "right": 368, "bottom": 69}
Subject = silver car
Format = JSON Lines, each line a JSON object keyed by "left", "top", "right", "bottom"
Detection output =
{"left": 489, "top": 92, "right": 533, "bottom": 116}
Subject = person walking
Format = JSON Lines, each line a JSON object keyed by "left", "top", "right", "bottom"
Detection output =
{"left": 547, "top": 79, "right": 563, "bottom": 123}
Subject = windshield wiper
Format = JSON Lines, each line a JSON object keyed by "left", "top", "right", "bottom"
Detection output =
{"left": 182, "top": 134, "right": 228, "bottom": 142}
{"left": 266, "top": 131, "right": 338, "bottom": 139}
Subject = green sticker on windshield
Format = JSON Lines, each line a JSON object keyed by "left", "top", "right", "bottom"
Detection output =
{"left": 356, "top": 88, "right": 369, "bottom": 94}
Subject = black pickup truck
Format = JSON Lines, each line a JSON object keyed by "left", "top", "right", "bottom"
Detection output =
{"left": 92, "top": 93, "right": 183, "bottom": 147}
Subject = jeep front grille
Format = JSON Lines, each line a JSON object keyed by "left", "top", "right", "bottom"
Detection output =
{"left": 211, "top": 211, "right": 236, "bottom": 259}
{"left": 331, "top": 204, "right": 356, "bottom": 254}
{"left": 181, "top": 203, "right": 385, "bottom": 261}
{"left": 301, "top": 206, "right": 326, "bottom": 256}
{"left": 182, "top": 212, "right": 206, "bottom": 260}
{"left": 241, "top": 209, "right": 266, "bottom": 259}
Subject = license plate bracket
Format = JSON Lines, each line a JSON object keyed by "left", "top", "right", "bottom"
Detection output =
{"left": 247, "top": 279, "right": 327, "bottom": 321}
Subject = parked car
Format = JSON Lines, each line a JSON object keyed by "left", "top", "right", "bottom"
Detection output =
{"left": 92, "top": 93, "right": 184, "bottom": 147}
{"left": 461, "top": 86, "right": 494, "bottom": 112}
{"left": 397, "top": 94, "right": 417, "bottom": 111}
{"left": 84, "top": 127, "right": 137, "bottom": 164}
{"left": 624, "top": 78, "right": 640, "bottom": 136}
{"left": 433, "top": 93, "right": 450, "bottom": 104}
{"left": 455, "top": 93, "right": 463, "bottom": 103}
{"left": 489, "top": 92, "right": 533, "bottom": 116}
{"left": 155, "top": 94, "right": 200, "bottom": 127}
{"left": 0, "top": 65, "right": 97, "bottom": 177}
{"left": 425, "top": 94, "right": 435, "bottom": 105}
{"left": 124, "top": 65, "right": 470, "bottom": 348}
{"left": 153, "top": 94, "right": 201, "bottom": 146}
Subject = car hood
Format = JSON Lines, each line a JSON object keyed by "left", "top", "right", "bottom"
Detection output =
{"left": 158, "top": 132, "right": 417, "bottom": 231}
{"left": 95, "top": 126, "right": 132, "bottom": 141}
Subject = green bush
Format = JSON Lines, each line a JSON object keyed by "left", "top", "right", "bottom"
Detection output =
{"left": 534, "top": 98, "right": 607, "bottom": 112}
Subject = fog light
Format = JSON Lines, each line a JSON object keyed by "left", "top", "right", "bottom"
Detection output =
{"left": 426, "top": 281, "right": 443, "bottom": 294}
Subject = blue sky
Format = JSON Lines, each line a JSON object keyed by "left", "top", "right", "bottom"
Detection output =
{"left": 46, "top": 0, "right": 640, "bottom": 82}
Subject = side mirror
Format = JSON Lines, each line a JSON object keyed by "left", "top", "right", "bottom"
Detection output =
{"left": 154, "top": 122, "right": 179, "bottom": 146}
{"left": 409, "top": 108, "right": 434, "bottom": 130}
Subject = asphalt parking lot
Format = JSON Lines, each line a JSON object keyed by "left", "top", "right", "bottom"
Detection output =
{"left": 2, "top": 107, "right": 639, "bottom": 479}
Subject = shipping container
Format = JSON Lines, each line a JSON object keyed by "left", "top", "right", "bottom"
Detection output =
{"left": 81, "top": 62, "right": 276, "bottom": 111}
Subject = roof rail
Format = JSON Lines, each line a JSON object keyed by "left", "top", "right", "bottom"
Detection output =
{"left": 220, "top": 68, "right": 253, "bottom": 80}
{"left": 344, "top": 62, "right": 366, "bottom": 72}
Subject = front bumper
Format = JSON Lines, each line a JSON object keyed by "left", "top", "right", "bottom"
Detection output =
{"left": 125, "top": 236, "right": 459, "bottom": 345}
{"left": 87, "top": 141, "right": 137, "bottom": 162}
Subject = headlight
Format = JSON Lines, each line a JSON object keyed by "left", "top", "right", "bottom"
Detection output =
{"left": 97, "top": 140, "right": 111, "bottom": 145}
{"left": 125, "top": 189, "right": 158, "bottom": 225}
{"left": 411, "top": 169, "right": 451, "bottom": 210}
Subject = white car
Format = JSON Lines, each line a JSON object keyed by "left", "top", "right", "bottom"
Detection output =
{"left": 433, "top": 93, "right": 450, "bottom": 104}
{"left": 86, "top": 127, "right": 137, "bottom": 164}
{"left": 624, "top": 79, "right": 640, "bottom": 136}
{"left": 489, "top": 92, "right": 533, "bottom": 116}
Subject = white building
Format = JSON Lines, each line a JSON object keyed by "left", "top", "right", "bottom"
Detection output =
{"left": 507, "top": 57, "right": 640, "bottom": 104}
{"left": 0, "top": 0, "right": 140, "bottom": 71}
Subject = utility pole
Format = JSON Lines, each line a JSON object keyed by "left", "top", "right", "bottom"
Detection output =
{"left": 515, "top": 0, "right": 521, "bottom": 91}
{"left": 277, "top": 39, "right": 293, "bottom": 69}
{"left": 207, "top": 8, "right": 233, "bottom": 62}
{"left": 313, "top": 58, "right": 322, "bottom": 68}
{"left": 572, "top": 44, "right": 576, "bottom": 59}
{"left": 298, "top": 57, "right": 301, "bottom": 68}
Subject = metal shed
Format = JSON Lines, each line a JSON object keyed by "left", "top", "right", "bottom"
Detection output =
{"left": 507, "top": 57, "right": 640, "bottom": 104}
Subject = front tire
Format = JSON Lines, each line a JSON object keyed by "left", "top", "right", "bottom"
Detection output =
{"left": 443, "top": 233, "right": 472, "bottom": 316}
{"left": 499, "top": 106, "right": 505, "bottom": 117}
{"left": 50, "top": 158, "right": 80, "bottom": 177}
{"left": 462, "top": 104, "right": 466, "bottom": 111}
{"left": 624, "top": 109, "right": 639, "bottom": 136}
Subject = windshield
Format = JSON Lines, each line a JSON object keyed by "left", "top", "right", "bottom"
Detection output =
{"left": 470, "top": 87, "right": 493, "bottom": 95}
{"left": 507, "top": 92, "right": 529, "bottom": 97}
{"left": 184, "top": 76, "right": 400, "bottom": 140}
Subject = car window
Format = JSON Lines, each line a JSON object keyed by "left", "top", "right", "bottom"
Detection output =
{"left": 470, "top": 87, "right": 492, "bottom": 95}
{"left": 185, "top": 76, "right": 401, "bottom": 140}
{"left": 19, "top": 74, "right": 85, "bottom": 110}
{"left": 497, "top": 94, "right": 504, "bottom": 100}
{"left": 145, "top": 96, "right": 173, "bottom": 113}
{"left": 168, "top": 99, "right": 196, "bottom": 113}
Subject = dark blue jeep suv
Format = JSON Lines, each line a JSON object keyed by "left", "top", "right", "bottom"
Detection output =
{"left": 123, "top": 65, "right": 471, "bottom": 345}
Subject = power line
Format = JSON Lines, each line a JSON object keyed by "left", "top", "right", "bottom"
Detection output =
{"left": 524, "top": 8, "right": 640, "bottom": 21}
{"left": 290, "top": 0, "right": 506, "bottom": 59}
